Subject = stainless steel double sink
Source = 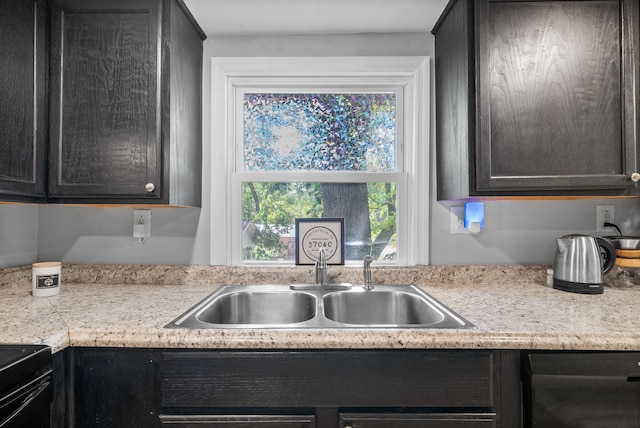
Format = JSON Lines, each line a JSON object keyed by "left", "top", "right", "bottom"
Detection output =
{"left": 166, "top": 284, "right": 474, "bottom": 329}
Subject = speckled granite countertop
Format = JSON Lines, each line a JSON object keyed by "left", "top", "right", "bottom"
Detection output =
{"left": 2, "top": 264, "right": 640, "bottom": 353}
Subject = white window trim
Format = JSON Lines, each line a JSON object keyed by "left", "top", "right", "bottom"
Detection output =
{"left": 210, "top": 56, "right": 430, "bottom": 266}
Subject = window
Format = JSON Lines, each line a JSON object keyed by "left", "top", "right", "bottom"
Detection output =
{"left": 210, "top": 57, "right": 429, "bottom": 266}
{"left": 242, "top": 93, "right": 397, "bottom": 172}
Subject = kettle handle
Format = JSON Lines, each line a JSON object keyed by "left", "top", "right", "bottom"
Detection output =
{"left": 596, "top": 237, "right": 616, "bottom": 274}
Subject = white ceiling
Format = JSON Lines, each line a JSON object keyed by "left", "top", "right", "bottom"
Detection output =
{"left": 182, "top": 0, "right": 450, "bottom": 37}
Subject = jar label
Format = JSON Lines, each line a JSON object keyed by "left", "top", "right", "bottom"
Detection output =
{"left": 36, "top": 274, "right": 59, "bottom": 289}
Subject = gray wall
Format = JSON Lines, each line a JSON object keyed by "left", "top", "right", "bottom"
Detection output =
{"left": 0, "top": 204, "right": 38, "bottom": 268}
{"left": 430, "top": 199, "right": 640, "bottom": 265}
{"left": 36, "top": 205, "right": 207, "bottom": 265}
{"left": 0, "top": 31, "right": 638, "bottom": 268}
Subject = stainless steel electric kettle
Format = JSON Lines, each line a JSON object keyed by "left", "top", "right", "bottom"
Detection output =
{"left": 552, "top": 235, "right": 616, "bottom": 294}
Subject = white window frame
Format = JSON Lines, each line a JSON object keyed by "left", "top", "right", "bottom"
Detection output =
{"left": 210, "top": 57, "right": 430, "bottom": 266}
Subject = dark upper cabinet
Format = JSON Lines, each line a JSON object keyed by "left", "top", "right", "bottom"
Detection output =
{"left": 433, "top": 0, "right": 640, "bottom": 199}
{"left": 47, "top": 0, "right": 204, "bottom": 206}
{"left": 0, "top": 0, "right": 48, "bottom": 201}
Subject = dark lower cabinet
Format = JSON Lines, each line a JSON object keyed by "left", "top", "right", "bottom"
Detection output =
{"left": 51, "top": 350, "right": 71, "bottom": 428}
{"left": 160, "top": 350, "right": 520, "bottom": 428}
{"left": 159, "top": 415, "right": 316, "bottom": 427}
{"left": 161, "top": 350, "right": 495, "bottom": 408}
{"left": 70, "top": 347, "right": 161, "bottom": 428}
{"left": 158, "top": 413, "right": 495, "bottom": 428}
{"left": 339, "top": 413, "right": 496, "bottom": 428}
{"left": 64, "top": 348, "right": 521, "bottom": 428}
{"left": 522, "top": 351, "right": 640, "bottom": 427}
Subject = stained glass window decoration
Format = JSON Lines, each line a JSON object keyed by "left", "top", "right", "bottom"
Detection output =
{"left": 212, "top": 56, "right": 429, "bottom": 266}
{"left": 243, "top": 93, "right": 396, "bottom": 172}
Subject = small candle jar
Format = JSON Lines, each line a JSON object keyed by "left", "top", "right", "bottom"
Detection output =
{"left": 32, "top": 262, "right": 61, "bottom": 297}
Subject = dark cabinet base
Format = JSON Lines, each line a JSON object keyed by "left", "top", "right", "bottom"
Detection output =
{"left": 162, "top": 350, "right": 495, "bottom": 408}
{"left": 62, "top": 348, "right": 521, "bottom": 428}
{"left": 70, "top": 348, "right": 161, "bottom": 428}
{"left": 161, "top": 350, "right": 520, "bottom": 428}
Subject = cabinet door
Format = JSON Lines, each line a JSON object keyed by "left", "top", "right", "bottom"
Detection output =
{"left": 48, "top": 0, "right": 162, "bottom": 201}
{"left": 476, "top": 0, "right": 640, "bottom": 194}
{"left": 73, "top": 348, "right": 160, "bottom": 428}
{"left": 339, "top": 413, "right": 496, "bottom": 428}
{"left": 0, "top": 0, "right": 47, "bottom": 200}
{"left": 160, "top": 414, "right": 315, "bottom": 427}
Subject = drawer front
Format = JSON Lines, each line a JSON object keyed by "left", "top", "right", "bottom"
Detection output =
{"left": 162, "top": 350, "right": 494, "bottom": 408}
{"left": 160, "top": 414, "right": 315, "bottom": 427}
{"left": 339, "top": 412, "right": 496, "bottom": 428}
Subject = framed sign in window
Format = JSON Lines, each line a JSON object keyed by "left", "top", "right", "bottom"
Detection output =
{"left": 295, "top": 218, "right": 345, "bottom": 265}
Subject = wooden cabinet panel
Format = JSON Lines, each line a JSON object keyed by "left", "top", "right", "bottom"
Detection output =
{"left": 433, "top": 0, "right": 475, "bottom": 201}
{"left": 0, "top": 0, "right": 47, "bottom": 200}
{"left": 481, "top": 1, "right": 621, "bottom": 177}
{"left": 48, "top": 0, "right": 162, "bottom": 201}
{"left": 162, "top": 350, "right": 494, "bottom": 409}
{"left": 162, "top": 0, "right": 204, "bottom": 207}
{"left": 72, "top": 348, "right": 160, "bottom": 428}
{"left": 160, "top": 414, "right": 316, "bottom": 427}
{"left": 477, "top": 0, "right": 632, "bottom": 192}
{"left": 63, "top": 348, "right": 520, "bottom": 428}
{"left": 47, "top": 0, "right": 204, "bottom": 206}
{"left": 0, "top": 0, "right": 203, "bottom": 205}
{"left": 339, "top": 413, "right": 496, "bottom": 428}
{"left": 433, "top": 0, "right": 640, "bottom": 198}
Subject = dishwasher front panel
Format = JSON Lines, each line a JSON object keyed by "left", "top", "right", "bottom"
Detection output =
{"left": 523, "top": 352, "right": 640, "bottom": 428}
{"left": 0, "top": 345, "right": 52, "bottom": 428}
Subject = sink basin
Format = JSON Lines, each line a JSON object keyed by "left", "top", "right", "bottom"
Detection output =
{"left": 169, "top": 286, "right": 317, "bottom": 327}
{"left": 197, "top": 290, "right": 316, "bottom": 325}
{"left": 166, "top": 284, "right": 473, "bottom": 329}
{"left": 323, "top": 290, "right": 446, "bottom": 326}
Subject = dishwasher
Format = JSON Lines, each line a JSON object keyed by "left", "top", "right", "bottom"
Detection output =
{"left": 0, "top": 344, "right": 52, "bottom": 428}
{"left": 523, "top": 352, "right": 640, "bottom": 427}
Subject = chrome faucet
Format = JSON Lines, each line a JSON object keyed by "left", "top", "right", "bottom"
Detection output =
{"left": 315, "top": 247, "right": 328, "bottom": 286}
{"left": 363, "top": 255, "right": 374, "bottom": 290}
{"left": 290, "top": 247, "right": 351, "bottom": 290}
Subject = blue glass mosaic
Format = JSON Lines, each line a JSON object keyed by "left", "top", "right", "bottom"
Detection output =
{"left": 243, "top": 93, "right": 396, "bottom": 171}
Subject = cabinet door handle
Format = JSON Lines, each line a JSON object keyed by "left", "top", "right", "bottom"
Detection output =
{"left": 631, "top": 173, "right": 640, "bottom": 182}
{"left": 145, "top": 183, "right": 155, "bottom": 192}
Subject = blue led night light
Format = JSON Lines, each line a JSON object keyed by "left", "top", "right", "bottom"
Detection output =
{"left": 464, "top": 202, "right": 484, "bottom": 232}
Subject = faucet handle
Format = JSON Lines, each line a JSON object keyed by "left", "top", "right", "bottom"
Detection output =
{"left": 363, "top": 255, "right": 374, "bottom": 290}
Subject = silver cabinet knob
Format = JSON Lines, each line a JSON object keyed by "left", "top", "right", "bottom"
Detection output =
{"left": 631, "top": 173, "right": 640, "bottom": 183}
{"left": 145, "top": 183, "right": 155, "bottom": 192}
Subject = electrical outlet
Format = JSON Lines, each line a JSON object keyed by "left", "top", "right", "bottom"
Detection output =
{"left": 596, "top": 205, "right": 614, "bottom": 232}
{"left": 133, "top": 210, "right": 151, "bottom": 240}
{"left": 449, "top": 205, "right": 470, "bottom": 234}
